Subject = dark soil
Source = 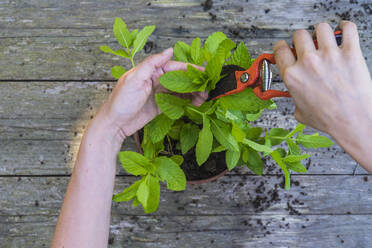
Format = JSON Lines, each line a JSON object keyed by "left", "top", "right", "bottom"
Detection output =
{"left": 137, "top": 129, "right": 228, "bottom": 181}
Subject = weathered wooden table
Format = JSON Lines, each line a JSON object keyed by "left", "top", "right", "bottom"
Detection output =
{"left": 1, "top": 0, "right": 371, "bottom": 247}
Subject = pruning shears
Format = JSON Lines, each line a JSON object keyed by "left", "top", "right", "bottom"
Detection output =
{"left": 208, "top": 30, "right": 343, "bottom": 101}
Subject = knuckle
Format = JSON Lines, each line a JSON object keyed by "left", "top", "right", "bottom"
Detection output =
{"left": 316, "top": 22, "right": 331, "bottom": 30}
{"left": 293, "top": 29, "right": 308, "bottom": 38}
{"left": 301, "top": 52, "right": 319, "bottom": 68}
{"left": 282, "top": 66, "right": 296, "bottom": 85}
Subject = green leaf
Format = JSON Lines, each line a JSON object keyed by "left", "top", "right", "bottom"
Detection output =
{"left": 271, "top": 150, "right": 291, "bottom": 190}
{"left": 154, "top": 156, "right": 186, "bottom": 191}
{"left": 191, "top": 37, "right": 204, "bottom": 65}
{"left": 111, "top": 65, "right": 126, "bottom": 79}
{"left": 186, "top": 64, "right": 204, "bottom": 84}
{"left": 287, "top": 123, "right": 306, "bottom": 138}
{"left": 269, "top": 128, "right": 290, "bottom": 146}
{"left": 287, "top": 138, "right": 301, "bottom": 155}
{"left": 226, "top": 42, "right": 252, "bottom": 69}
{"left": 245, "top": 147, "right": 264, "bottom": 175}
{"left": 196, "top": 115, "right": 213, "bottom": 165}
{"left": 180, "top": 123, "right": 199, "bottom": 154}
{"left": 170, "top": 155, "right": 184, "bottom": 165}
{"left": 205, "top": 55, "right": 223, "bottom": 90}
{"left": 137, "top": 176, "right": 150, "bottom": 209}
{"left": 282, "top": 154, "right": 310, "bottom": 163}
{"left": 141, "top": 125, "right": 164, "bottom": 159}
{"left": 113, "top": 178, "right": 143, "bottom": 202}
{"left": 296, "top": 134, "right": 334, "bottom": 148}
{"left": 286, "top": 161, "right": 307, "bottom": 173}
{"left": 168, "top": 120, "right": 184, "bottom": 140}
{"left": 242, "top": 138, "right": 273, "bottom": 153}
{"left": 226, "top": 149, "right": 240, "bottom": 170}
{"left": 212, "top": 145, "right": 227, "bottom": 153}
{"left": 159, "top": 70, "right": 202, "bottom": 93}
{"left": 218, "top": 88, "right": 274, "bottom": 112}
{"left": 245, "top": 109, "right": 264, "bottom": 121}
{"left": 132, "top": 197, "right": 140, "bottom": 207}
{"left": 204, "top": 32, "right": 227, "bottom": 59}
{"left": 246, "top": 127, "right": 263, "bottom": 140}
{"left": 131, "top": 25, "right": 156, "bottom": 58}
{"left": 100, "top": 45, "right": 130, "bottom": 58}
{"left": 113, "top": 17, "right": 131, "bottom": 49}
{"left": 128, "top": 29, "right": 138, "bottom": 47}
{"left": 214, "top": 38, "right": 236, "bottom": 64}
{"left": 155, "top": 93, "right": 190, "bottom": 119}
{"left": 146, "top": 114, "right": 175, "bottom": 143}
{"left": 118, "top": 151, "right": 150, "bottom": 176}
{"left": 145, "top": 175, "right": 160, "bottom": 213}
{"left": 174, "top": 41, "right": 191, "bottom": 63}
{"left": 231, "top": 122, "right": 246, "bottom": 142}
{"left": 210, "top": 119, "right": 240, "bottom": 152}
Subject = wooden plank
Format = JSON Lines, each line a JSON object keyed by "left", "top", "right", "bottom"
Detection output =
{"left": 0, "top": 0, "right": 371, "bottom": 80}
{"left": 1, "top": 214, "right": 371, "bottom": 248}
{"left": 0, "top": 81, "right": 365, "bottom": 175}
{"left": 1, "top": 175, "right": 371, "bottom": 216}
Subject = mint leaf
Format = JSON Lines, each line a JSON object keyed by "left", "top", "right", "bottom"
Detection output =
{"left": 146, "top": 114, "right": 175, "bottom": 143}
{"left": 296, "top": 134, "right": 334, "bottom": 148}
{"left": 226, "top": 149, "right": 240, "bottom": 170}
{"left": 174, "top": 41, "right": 191, "bottom": 63}
{"left": 214, "top": 38, "right": 236, "bottom": 64}
{"left": 145, "top": 175, "right": 160, "bottom": 213}
{"left": 205, "top": 55, "right": 223, "bottom": 90}
{"left": 210, "top": 119, "right": 240, "bottom": 152}
{"left": 212, "top": 145, "right": 227, "bottom": 153}
{"left": 287, "top": 138, "right": 301, "bottom": 155}
{"left": 242, "top": 138, "right": 273, "bottom": 153}
{"left": 191, "top": 37, "right": 204, "bottom": 65}
{"left": 113, "top": 17, "right": 131, "bottom": 49}
{"left": 168, "top": 120, "right": 184, "bottom": 140}
{"left": 286, "top": 161, "right": 307, "bottom": 173}
{"left": 218, "top": 88, "right": 274, "bottom": 112}
{"left": 269, "top": 128, "right": 290, "bottom": 146}
{"left": 231, "top": 122, "right": 246, "bottom": 142}
{"left": 271, "top": 150, "right": 291, "bottom": 190}
{"left": 282, "top": 154, "right": 310, "bottom": 163}
{"left": 155, "top": 93, "right": 190, "bottom": 119}
{"left": 154, "top": 157, "right": 186, "bottom": 191}
{"left": 137, "top": 176, "right": 150, "bottom": 209}
{"left": 180, "top": 123, "right": 199, "bottom": 154}
{"left": 287, "top": 123, "right": 306, "bottom": 138}
{"left": 226, "top": 42, "right": 252, "bottom": 69}
{"left": 196, "top": 115, "right": 213, "bottom": 165}
{"left": 128, "top": 29, "right": 138, "bottom": 47}
{"left": 244, "top": 147, "right": 264, "bottom": 175}
{"left": 204, "top": 32, "right": 227, "bottom": 60}
{"left": 141, "top": 125, "right": 164, "bottom": 159}
{"left": 186, "top": 64, "right": 204, "bottom": 84}
{"left": 131, "top": 25, "right": 156, "bottom": 58}
{"left": 245, "top": 109, "right": 264, "bottom": 121}
{"left": 246, "top": 127, "right": 263, "bottom": 140}
{"left": 113, "top": 178, "right": 143, "bottom": 202}
{"left": 132, "top": 197, "right": 140, "bottom": 207}
{"left": 111, "top": 65, "right": 126, "bottom": 79}
{"left": 170, "top": 155, "right": 184, "bottom": 165}
{"left": 118, "top": 151, "right": 150, "bottom": 176}
{"left": 100, "top": 45, "right": 130, "bottom": 58}
{"left": 159, "top": 70, "right": 202, "bottom": 93}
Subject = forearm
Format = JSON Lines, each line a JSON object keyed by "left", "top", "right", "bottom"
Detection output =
{"left": 52, "top": 109, "right": 125, "bottom": 248}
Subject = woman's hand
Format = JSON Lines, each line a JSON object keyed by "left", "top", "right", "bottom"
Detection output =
{"left": 273, "top": 21, "right": 372, "bottom": 170}
{"left": 95, "top": 48, "right": 207, "bottom": 142}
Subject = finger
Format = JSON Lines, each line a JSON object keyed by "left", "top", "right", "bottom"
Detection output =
{"left": 292, "top": 29, "right": 316, "bottom": 58}
{"left": 273, "top": 40, "right": 296, "bottom": 76}
{"left": 136, "top": 48, "right": 173, "bottom": 78}
{"left": 339, "top": 21, "right": 360, "bottom": 51}
{"left": 314, "top": 22, "right": 338, "bottom": 50}
{"left": 163, "top": 61, "right": 204, "bottom": 72}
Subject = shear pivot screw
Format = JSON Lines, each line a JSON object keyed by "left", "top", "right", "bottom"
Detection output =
{"left": 240, "top": 72, "right": 249, "bottom": 83}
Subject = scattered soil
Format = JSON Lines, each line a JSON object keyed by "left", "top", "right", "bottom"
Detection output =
{"left": 201, "top": 0, "right": 213, "bottom": 11}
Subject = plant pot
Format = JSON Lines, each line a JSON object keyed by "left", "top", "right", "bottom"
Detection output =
{"left": 133, "top": 131, "right": 229, "bottom": 185}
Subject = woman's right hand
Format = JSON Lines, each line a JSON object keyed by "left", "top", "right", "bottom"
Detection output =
{"left": 273, "top": 21, "right": 372, "bottom": 170}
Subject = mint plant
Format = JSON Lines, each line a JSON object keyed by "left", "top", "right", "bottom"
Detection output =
{"left": 101, "top": 18, "right": 334, "bottom": 213}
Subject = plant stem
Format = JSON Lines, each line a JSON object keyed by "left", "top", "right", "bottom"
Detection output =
{"left": 130, "top": 57, "right": 135, "bottom": 68}
{"left": 186, "top": 106, "right": 203, "bottom": 115}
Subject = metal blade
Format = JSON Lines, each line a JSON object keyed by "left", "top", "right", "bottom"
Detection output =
{"left": 260, "top": 59, "right": 272, "bottom": 91}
